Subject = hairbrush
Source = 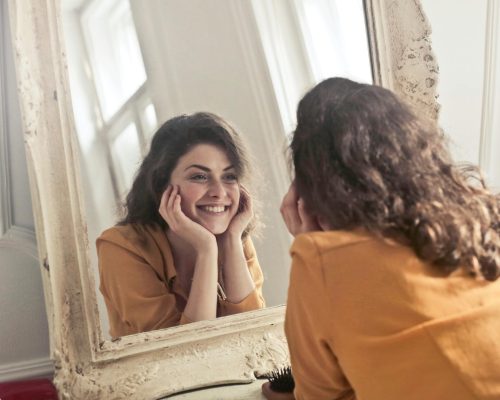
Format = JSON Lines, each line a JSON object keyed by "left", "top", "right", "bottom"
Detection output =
{"left": 261, "top": 366, "right": 295, "bottom": 400}
{"left": 266, "top": 366, "right": 295, "bottom": 393}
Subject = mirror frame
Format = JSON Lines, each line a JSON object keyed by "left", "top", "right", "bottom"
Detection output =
{"left": 8, "top": 0, "right": 439, "bottom": 398}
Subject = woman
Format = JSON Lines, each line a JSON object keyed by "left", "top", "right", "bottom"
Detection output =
{"left": 278, "top": 78, "right": 500, "bottom": 399}
{"left": 97, "top": 112, "right": 265, "bottom": 338}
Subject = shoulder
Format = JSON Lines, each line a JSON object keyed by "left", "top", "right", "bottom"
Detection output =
{"left": 290, "top": 230, "right": 421, "bottom": 279}
{"left": 96, "top": 223, "right": 165, "bottom": 254}
{"left": 291, "top": 229, "right": 375, "bottom": 259}
{"left": 97, "top": 224, "right": 172, "bottom": 280}
{"left": 98, "top": 224, "right": 143, "bottom": 245}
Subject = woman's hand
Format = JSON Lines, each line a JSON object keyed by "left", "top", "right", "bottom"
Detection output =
{"left": 280, "top": 182, "right": 322, "bottom": 236}
{"left": 224, "top": 185, "right": 253, "bottom": 239}
{"left": 160, "top": 185, "right": 218, "bottom": 323}
{"left": 217, "top": 185, "right": 256, "bottom": 303}
{"left": 159, "top": 185, "right": 216, "bottom": 253}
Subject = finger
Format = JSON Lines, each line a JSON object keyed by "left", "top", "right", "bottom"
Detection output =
{"left": 281, "top": 183, "right": 299, "bottom": 209}
{"left": 173, "top": 192, "right": 182, "bottom": 214}
{"left": 281, "top": 207, "right": 299, "bottom": 236}
{"left": 245, "top": 194, "right": 253, "bottom": 216}
{"left": 280, "top": 183, "right": 305, "bottom": 235}
{"left": 159, "top": 185, "right": 173, "bottom": 219}
{"left": 239, "top": 183, "right": 249, "bottom": 195}
{"left": 280, "top": 193, "right": 301, "bottom": 225}
{"left": 238, "top": 185, "right": 252, "bottom": 214}
{"left": 165, "top": 186, "right": 182, "bottom": 227}
{"left": 317, "top": 216, "right": 330, "bottom": 231}
{"left": 297, "top": 198, "right": 319, "bottom": 231}
{"left": 171, "top": 186, "right": 191, "bottom": 226}
{"left": 166, "top": 185, "right": 178, "bottom": 212}
{"left": 280, "top": 196, "right": 300, "bottom": 235}
{"left": 159, "top": 185, "right": 172, "bottom": 209}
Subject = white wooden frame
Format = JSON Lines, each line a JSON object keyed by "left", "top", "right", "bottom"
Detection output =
{"left": 7, "top": 0, "right": 438, "bottom": 398}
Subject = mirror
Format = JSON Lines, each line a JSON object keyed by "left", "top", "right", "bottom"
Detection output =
{"left": 59, "top": 0, "right": 373, "bottom": 339}
{"left": 8, "top": 0, "right": 439, "bottom": 397}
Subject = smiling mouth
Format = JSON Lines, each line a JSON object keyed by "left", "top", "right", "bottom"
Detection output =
{"left": 197, "top": 205, "right": 229, "bottom": 214}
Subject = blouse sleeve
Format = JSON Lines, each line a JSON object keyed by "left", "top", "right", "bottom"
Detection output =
{"left": 97, "top": 235, "right": 188, "bottom": 338}
{"left": 219, "top": 237, "right": 266, "bottom": 316}
{"left": 285, "top": 234, "right": 356, "bottom": 400}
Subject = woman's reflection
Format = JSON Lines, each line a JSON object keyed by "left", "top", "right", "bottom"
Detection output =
{"left": 96, "top": 112, "right": 265, "bottom": 338}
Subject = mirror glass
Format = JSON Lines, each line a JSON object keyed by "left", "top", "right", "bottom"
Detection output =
{"left": 61, "top": 0, "right": 372, "bottom": 339}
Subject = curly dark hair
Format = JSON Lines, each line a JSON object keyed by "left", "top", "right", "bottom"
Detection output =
{"left": 291, "top": 77, "right": 500, "bottom": 281}
{"left": 119, "top": 112, "right": 258, "bottom": 238}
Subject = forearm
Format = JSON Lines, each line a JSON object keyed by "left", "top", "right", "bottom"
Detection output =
{"left": 219, "top": 235, "right": 255, "bottom": 303}
{"left": 183, "top": 248, "right": 218, "bottom": 322}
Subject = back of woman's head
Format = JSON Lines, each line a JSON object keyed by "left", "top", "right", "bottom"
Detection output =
{"left": 292, "top": 77, "right": 500, "bottom": 281}
{"left": 120, "top": 112, "right": 254, "bottom": 232}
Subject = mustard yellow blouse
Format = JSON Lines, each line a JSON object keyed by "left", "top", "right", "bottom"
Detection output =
{"left": 97, "top": 224, "right": 265, "bottom": 338}
{"left": 285, "top": 230, "right": 500, "bottom": 400}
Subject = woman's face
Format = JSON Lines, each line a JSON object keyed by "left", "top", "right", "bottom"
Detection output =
{"left": 169, "top": 143, "right": 240, "bottom": 235}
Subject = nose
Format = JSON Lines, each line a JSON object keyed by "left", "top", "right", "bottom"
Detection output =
{"left": 207, "top": 179, "right": 226, "bottom": 198}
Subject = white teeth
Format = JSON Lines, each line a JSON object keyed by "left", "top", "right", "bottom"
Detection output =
{"left": 201, "top": 206, "right": 226, "bottom": 213}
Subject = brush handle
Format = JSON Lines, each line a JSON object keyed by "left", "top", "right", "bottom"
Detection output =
{"left": 261, "top": 382, "right": 295, "bottom": 400}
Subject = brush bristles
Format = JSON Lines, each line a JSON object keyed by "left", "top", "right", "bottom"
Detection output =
{"left": 266, "top": 366, "right": 295, "bottom": 393}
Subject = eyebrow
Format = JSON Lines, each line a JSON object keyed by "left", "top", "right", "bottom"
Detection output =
{"left": 184, "top": 164, "right": 235, "bottom": 172}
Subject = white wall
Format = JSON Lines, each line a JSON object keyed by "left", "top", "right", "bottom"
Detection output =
{"left": 421, "top": 0, "right": 500, "bottom": 191}
{"left": 0, "top": 0, "right": 52, "bottom": 382}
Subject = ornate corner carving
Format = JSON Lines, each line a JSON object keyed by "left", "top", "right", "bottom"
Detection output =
{"left": 246, "top": 332, "right": 290, "bottom": 377}
{"left": 389, "top": 0, "right": 440, "bottom": 118}
{"left": 395, "top": 35, "right": 440, "bottom": 118}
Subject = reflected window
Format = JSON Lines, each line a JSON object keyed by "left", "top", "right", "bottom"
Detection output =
{"left": 110, "top": 123, "right": 142, "bottom": 193}
{"left": 139, "top": 102, "right": 158, "bottom": 142}
{"left": 63, "top": 0, "right": 159, "bottom": 206}
{"left": 295, "top": 0, "right": 372, "bottom": 84}
{"left": 252, "top": 0, "right": 372, "bottom": 133}
{"left": 82, "top": 0, "right": 147, "bottom": 121}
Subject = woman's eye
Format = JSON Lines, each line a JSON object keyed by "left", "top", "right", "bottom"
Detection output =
{"left": 190, "top": 174, "right": 207, "bottom": 181}
{"left": 223, "top": 173, "right": 238, "bottom": 182}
